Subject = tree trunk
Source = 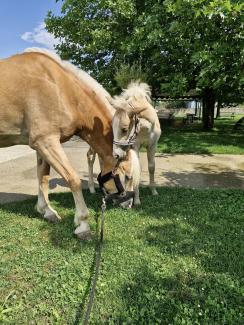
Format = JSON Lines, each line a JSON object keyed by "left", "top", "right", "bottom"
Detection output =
{"left": 202, "top": 88, "right": 216, "bottom": 130}
{"left": 216, "top": 101, "right": 221, "bottom": 119}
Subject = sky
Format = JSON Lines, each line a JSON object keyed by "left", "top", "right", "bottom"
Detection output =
{"left": 0, "top": 0, "right": 62, "bottom": 58}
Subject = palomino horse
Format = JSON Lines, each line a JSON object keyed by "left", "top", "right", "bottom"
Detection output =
{"left": 87, "top": 82, "right": 161, "bottom": 205}
{"left": 0, "top": 48, "right": 140, "bottom": 239}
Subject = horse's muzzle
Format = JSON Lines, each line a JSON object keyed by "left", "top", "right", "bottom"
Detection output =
{"left": 97, "top": 172, "right": 135, "bottom": 207}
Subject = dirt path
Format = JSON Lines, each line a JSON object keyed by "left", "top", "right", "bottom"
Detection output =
{"left": 0, "top": 141, "right": 243, "bottom": 203}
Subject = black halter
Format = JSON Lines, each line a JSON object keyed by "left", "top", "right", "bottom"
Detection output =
{"left": 97, "top": 171, "right": 124, "bottom": 195}
{"left": 97, "top": 171, "right": 134, "bottom": 203}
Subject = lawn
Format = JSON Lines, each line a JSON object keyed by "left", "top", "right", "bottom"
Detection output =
{"left": 0, "top": 188, "right": 243, "bottom": 324}
{"left": 157, "top": 116, "right": 244, "bottom": 154}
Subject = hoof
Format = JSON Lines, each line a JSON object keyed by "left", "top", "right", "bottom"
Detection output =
{"left": 75, "top": 230, "right": 92, "bottom": 240}
{"left": 74, "top": 221, "right": 91, "bottom": 240}
{"left": 152, "top": 189, "right": 158, "bottom": 196}
{"left": 35, "top": 204, "right": 61, "bottom": 223}
{"left": 89, "top": 187, "right": 96, "bottom": 194}
{"left": 134, "top": 199, "right": 141, "bottom": 206}
{"left": 44, "top": 212, "right": 61, "bottom": 223}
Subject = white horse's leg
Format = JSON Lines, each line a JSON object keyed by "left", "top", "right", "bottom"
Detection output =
{"left": 36, "top": 153, "right": 61, "bottom": 222}
{"left": 134, "top": 185, "right": 141, "bottom": 205}
{"left": 133, "top": 145, "right": 141, "bottom": 205}
{"left": 33, "top": 137, "right": 90, "bottom": 239}
{"left": 87, "top": 147, "right": 96, "bottom": 193}
{"left": 147, "top": 144, "right": 158, "bottom": 196}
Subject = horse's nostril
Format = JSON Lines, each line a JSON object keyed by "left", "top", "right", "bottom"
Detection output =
{"left": 113, "top": 154, "right": 119, "bottom": 159}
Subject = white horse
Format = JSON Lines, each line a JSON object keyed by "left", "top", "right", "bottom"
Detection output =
{"left": 87, "top": 81, "right": 161, "bottom": 205}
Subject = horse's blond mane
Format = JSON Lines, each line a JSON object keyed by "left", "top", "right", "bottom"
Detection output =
{"left": 112, "top": 81, "right": 152, "bottom": 109}
{"left": 121, "top": 81, "right": 152, "bottom": 102}
{"left": 24, "top": 47, "right": 114, "bottom": 113}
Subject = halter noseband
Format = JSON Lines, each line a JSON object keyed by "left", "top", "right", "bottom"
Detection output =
{"left": 97, "top": 171, "right": 134, "bottom": 203}
{"left": 97, "top": 171, "right": 124, "bottom": 195}
{"left": 113, "top": 105, "right": 140, "bottom": 147}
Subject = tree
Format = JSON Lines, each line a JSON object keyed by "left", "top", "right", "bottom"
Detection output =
{"left": 114, "top": 63, "right": 148, "bottom": 89}
{"left": 160, "top": 0, "right": 244, "bottom": 130}
{"left": 46, "top": 0, "right": 243, "bottom": 129}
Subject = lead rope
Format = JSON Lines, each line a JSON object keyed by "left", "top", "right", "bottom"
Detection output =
{"left": 82, "top": 198, "right": 106, "bottom": 325}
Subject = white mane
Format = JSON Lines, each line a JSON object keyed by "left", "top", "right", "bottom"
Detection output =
{"left": 24, "top": 47, "right": 114, "bottom": 113}
{"left": 118, "top": 81, "right": 152, "bottom": 102}
{"left": 112, "top": 81, "right": 152, "bottom": 109}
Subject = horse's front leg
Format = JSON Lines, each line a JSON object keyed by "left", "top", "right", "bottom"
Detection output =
{"left": 32, "top": 137, "right": 90, "bottom": 240}
{"left": 133, "top": 145, "right": 141, "bottom": 205}
{"left": 87, "top": 147, "right": 96, "bottom": 193}
{"left": 147, "top": 145, "right": 158, "bottom": 196}
{"left": 36, "top": 153, "right": 61, "bottom": 222}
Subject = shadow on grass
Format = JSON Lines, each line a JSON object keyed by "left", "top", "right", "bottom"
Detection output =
{"left": 0, "top": 190, "right": 107, "bottom": 324}
{"left": 114, "top": 262, "right": 243, "bottom": 324}
{"left": 104, "top": 187, "right": 243, "bottom": 324}
{"left": 0, "top": 187, "right": 243, "bottom": 323}
{"left": 0, "top": 190, "right": 115, "bottom": 251}
{"left": 134, "top": 188, "right": 243, "bottom": 277}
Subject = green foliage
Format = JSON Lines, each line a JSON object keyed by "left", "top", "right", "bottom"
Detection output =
{"left": 46, "top": 0, "right": 243, "bottom": 129}
{"left": 115, "top": 63, "right": 148, "bottom": 90}
{"left": 161, "top": 74, "right": 188, "bottom": 98}
{"left": 0, "top": 188, "right": 243, "bottom": 323}
{"left": 162, "top": 0, "right": 244, "bottom": 102}
{"left": 46, "top": 0, "right": 243, "bottom": 102}
{"left": 46, "top": 0, "right": 140, "bottom": 89}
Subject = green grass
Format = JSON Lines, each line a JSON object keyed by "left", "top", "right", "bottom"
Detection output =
{"left": 157, "top": 116, "right": 244, "bottom": 154}
{"left": 0, "top": 189, "right": 243, "bottom": 324}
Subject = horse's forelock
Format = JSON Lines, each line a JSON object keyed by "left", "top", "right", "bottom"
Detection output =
{"left": 112, "top": 81, "right": 152, "bottom": 112}
{"left": 121, "top": 81, "right": 152, "bottom": 102}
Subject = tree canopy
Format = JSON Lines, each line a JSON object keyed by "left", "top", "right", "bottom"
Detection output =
{"left": 46, "top": 0, "right": 244, "bottom": 129}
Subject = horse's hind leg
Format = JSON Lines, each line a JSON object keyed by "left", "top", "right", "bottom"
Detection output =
{"left": 147, "top": 145, "right": 158, "bottom": 196}
{"left": 87, "top": 147, "right": 96, "bottom": 193}
{"left": 33, "top": 137, "right": 90, "bottom": 239}
{"left": 36, "top": 153, "right": 61, "bottom": 222}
